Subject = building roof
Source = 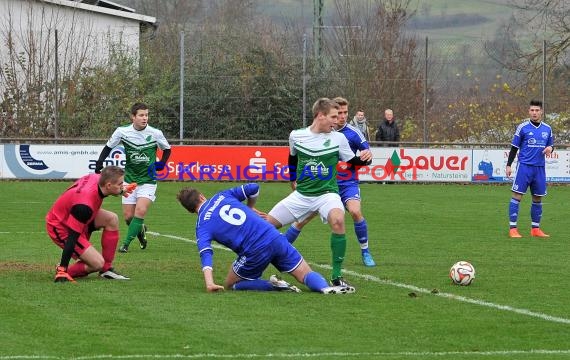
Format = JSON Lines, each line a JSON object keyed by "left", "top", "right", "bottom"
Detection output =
{"left": 42, "top": 0, "right": 156, "bottom": 24}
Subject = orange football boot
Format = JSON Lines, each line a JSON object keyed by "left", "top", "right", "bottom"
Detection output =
{"left": 530, "top": 228, "right": 550, "bottom": 238}
{"left": 508, "top": 228, "right": 522, "bottom": 238}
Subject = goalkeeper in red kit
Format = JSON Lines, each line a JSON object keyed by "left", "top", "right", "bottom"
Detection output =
{"left": 46, "top": 166, "right": 134, "bottom": 282}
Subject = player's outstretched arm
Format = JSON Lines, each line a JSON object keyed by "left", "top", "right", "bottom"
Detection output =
{"left": 202, "top": 267, "right": 224, "bottom": 292}
{"left": 95, "top": 146, "right": 113, "bottom": 173}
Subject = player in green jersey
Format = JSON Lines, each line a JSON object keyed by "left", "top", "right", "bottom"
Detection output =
{"left": 95, "top": 103, "right": 171, "bottom": 253}
{"left": 266, "top": 98, "right": 372, "bottom": 288}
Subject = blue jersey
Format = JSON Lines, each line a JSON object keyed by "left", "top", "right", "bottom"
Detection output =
{"left": 195, "top": 183, "right": 281, "bottom": 270}
{"left": 511, "top": 120, "right": 553, "bottom": 166}
{"left": 337, "top": 123, "right": 370, "bottom": 185}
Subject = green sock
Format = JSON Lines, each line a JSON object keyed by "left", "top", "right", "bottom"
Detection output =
{"left": 123, "top": 217, "right": 143, "bottom": 247}
{"left": 330, "top": 233, "right": 346, "bottom": 280}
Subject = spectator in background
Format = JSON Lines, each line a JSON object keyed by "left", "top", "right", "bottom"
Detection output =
{"left": 349, "top": 109, "right": 373, "bottom": 141}
{"left": 375, "top": 109, "right": 400, "bottom": 147}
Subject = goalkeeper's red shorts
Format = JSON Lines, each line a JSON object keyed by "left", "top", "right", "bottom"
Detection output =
{"left": 47, "top": 224, "right": 92, "bottom": 258}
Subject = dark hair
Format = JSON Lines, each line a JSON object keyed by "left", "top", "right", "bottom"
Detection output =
{"left": 312, "top": 98, "right": 339, "bottom": 119}
{"left": 98, "top": 165, "right": 124, "bottom": 186}
{"left": 177, "top": 187, "right": 202, "bottom": 213}
{"left": 529, "top": 99, "right": 543, "bottom": 108}
{"left": 130, "top": 102, "right": 148, "bottom": 116}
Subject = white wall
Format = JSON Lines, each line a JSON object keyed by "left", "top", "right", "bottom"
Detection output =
{"left": 0, "top": 0, "right": 148, "bottom": 94}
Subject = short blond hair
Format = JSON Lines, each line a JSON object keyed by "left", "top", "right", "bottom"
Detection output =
{"left": 98, "top": 166, "right": 124, "bottom": 186}
{"left": 312, "top": 98, "right": 339, "bottom": 119}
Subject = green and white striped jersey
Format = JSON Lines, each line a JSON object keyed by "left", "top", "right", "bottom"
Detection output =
{"left": 289, "top": 127, "right": 355, "bottom": 196}
{"left": 106, "top": 124, "right": 171, "bottom": 184}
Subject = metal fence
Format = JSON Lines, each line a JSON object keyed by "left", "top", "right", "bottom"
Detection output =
{"left": 1, "top": 29, "right": 568, "bottom": 143}
{"left": 173, "top": 32, "right": 568, "bottom": 143}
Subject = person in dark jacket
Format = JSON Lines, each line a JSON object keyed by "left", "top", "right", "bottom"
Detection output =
{"left": 375, "top": 109, "right": 400, "bottom": 147}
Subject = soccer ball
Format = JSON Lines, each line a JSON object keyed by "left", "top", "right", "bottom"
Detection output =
{"left": 449, "top": 261, "right": 475, "bottom": 286}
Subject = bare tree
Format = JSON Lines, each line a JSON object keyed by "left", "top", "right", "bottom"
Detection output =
{"left": 488, "top": 1, "right": 570, "bottom": 78}
{"left": 0, "top": 0, "right": 147, "bottom": 138}
{"left": 318, "top": 0, "right": 425, "bottom": 140}
{"left": 0, "top": 0, "right": 96, "bottom": 137}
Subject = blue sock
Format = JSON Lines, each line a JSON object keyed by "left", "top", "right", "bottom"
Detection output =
{"left": 232, "top": 279, "right": 274, "bottom": 291}
{"left": 285, "top": 224, "right": 301, "bottom": 244}
{"left": 354, "top": 219, "right": 369, "bottom": 253}
{"left": 509, "top": 198, "right": 520, "bottom": 228}
{"left": 531, "top": 201, "right": 542, "bottom": 228}
{"left": 303, "top": 271, "right": 329, "bottom": 292}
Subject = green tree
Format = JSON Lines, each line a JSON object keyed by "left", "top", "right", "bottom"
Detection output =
{"left": 182, "top": 1, "right": 303, "bottom": 141}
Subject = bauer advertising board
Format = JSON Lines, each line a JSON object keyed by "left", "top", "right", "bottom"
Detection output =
{"left": 363, "top": 148, "right": 472, "bottom": 182}
{"left": 1, "top": 144, "right": 570, "bottom": 182}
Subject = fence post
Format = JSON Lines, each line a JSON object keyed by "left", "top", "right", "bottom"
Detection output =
{"left": 179, "top": 31, "right": 184, "bottom": 144}
{"left": 542, "top": 39, "right": 546, "bottom": 115}
{"left": 423, "top": 36, "right": 428, "bottom": 143}
{"left": 302, "top": 33, "right": 307, "bottom": 127}
{"left": 54, "top": 29, "right": 59, "bottom": 139}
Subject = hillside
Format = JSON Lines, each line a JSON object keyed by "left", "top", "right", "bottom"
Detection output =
{"left": 257, "top": 0, "right": 513, "bottom": 39}
{"left": 254, "top": 0, "right": 516, "bottom": 40}
{"left": 120, "top": 0, "right": 517, "bottom": 41}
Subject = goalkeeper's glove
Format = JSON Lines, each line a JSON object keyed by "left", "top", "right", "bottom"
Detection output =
{"left": 122, "top": 183, "right": 137, "bottom": 198}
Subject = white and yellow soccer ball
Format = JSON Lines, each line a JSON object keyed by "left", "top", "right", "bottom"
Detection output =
{"left": 449, "top": 261, "right": 475, "bottom": 286}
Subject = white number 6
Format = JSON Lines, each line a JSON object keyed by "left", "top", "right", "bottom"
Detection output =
{"left": 219, "top": 204, "right": 246, "bottom": 226}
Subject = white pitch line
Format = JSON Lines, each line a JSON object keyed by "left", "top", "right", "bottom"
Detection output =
{"left": 149, "top": 231, "right": 570, "bottom": 325}
{"left": 0, "top": 231, "right": 44, "bottom": 234}
{"left": 320, "top": 265, "right": 570, "bottom": 324}
{"left": 4, "top": 349, "right": 570, "bottom": 359}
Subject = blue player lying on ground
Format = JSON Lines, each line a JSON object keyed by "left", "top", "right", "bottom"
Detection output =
{"left": 177, "top": 183, "right": 355, "bottom": 294}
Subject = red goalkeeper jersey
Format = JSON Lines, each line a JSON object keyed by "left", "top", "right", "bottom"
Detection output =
{"left": 46, "top": 174, "right": 104, "bottom": 239}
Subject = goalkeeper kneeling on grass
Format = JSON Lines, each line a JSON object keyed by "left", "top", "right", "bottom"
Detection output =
{"left": 177, "top": 183, "right": 355, "bottom": 294}
{"left": 46, "top": 166, "right": 133, "bottom": 283}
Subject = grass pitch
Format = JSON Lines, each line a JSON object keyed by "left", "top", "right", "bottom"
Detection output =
{"left": 1, "top": 181, "right": 569, "bottom": 360}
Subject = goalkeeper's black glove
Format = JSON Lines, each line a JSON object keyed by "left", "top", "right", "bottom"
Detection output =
{"left": 94, "top": 161, "right": 104, "bottom": 174}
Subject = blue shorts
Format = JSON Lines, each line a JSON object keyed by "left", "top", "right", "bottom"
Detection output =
{"left": 338, "top": 183, "right": 361, "bottom": 204}
{"left": 511, "top": 163, "right": 547, "bottom": 196}
{"left": 232, "top": 234, "right": 303, "bottom": 280}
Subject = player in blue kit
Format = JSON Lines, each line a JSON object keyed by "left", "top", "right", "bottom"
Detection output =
{"left": 284, "top": 97, "right": 376, "bottom": 267}
{"left": 506, "top": 99, "right": 553, "bottom": 238}
{"left": 177, "top": 183, "right": 355, "bottom": 294}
